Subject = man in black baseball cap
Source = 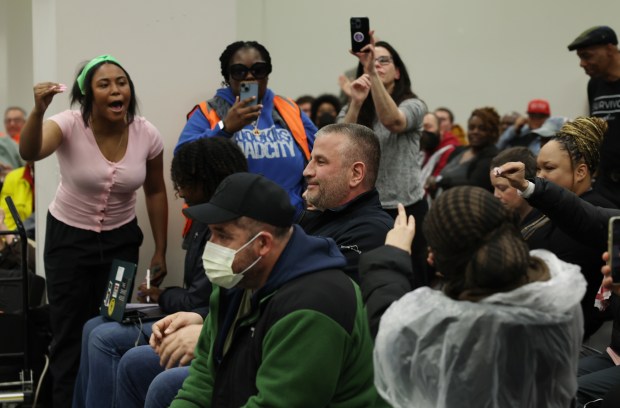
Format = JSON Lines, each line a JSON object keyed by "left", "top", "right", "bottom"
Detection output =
{"left": 568, "top": 26, "right": 620, "bottom": 207}
{"left": 184, "top": 172, "right": 296, "bottom": 228}
{"left": 176, "top": 172, "right": 386, "bottom": 407}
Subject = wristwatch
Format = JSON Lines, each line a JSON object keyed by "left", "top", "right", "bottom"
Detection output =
{"left": 218, "top": 120, "right": 226, "bottom": 133}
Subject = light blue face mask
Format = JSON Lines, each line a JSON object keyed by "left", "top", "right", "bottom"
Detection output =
{"left": 202, "top": 232, "right": 263, "bottom": 289}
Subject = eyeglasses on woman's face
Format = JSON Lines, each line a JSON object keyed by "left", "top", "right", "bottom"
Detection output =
{"left": 228, "top": 62, "right": 271, "bottom": 81}
{"left": 375, "top": 56, "right": 393, "bottom": 66}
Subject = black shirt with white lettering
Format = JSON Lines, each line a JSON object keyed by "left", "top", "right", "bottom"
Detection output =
{"left": 588, "top": 78, "right": 620, "bottom": 173}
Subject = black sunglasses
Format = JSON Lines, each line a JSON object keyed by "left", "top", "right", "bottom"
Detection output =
{"left": 228, "top": 62, "right": 271, "bottom": 81}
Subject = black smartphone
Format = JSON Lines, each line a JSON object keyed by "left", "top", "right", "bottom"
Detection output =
{"left": 609, "top": 216, "right": 620, "bottom": 283}
{"left": 350, "top": 17, "right": 370, "bottom": 53}
{"left": 240, "top": 81, "right": 259, "bottom": 106}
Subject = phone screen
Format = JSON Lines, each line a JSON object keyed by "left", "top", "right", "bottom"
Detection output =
{"left": 240, "top": 82, "right": 259, "bottom": 106}
{"left": 350, "top": 17, "right": 370, "bottom": 53}
{"left": 609, "top": 216, "right": 620, "bottom": 283}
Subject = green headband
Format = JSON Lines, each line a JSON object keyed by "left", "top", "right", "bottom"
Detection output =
{"left": 76, "top": 55, "right": 121, "bottom": 95}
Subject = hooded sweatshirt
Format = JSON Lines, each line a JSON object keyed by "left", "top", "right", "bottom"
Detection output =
{"left": 171, "top": 225, "right": 387, "bottom": 408}
{"left": 175, "top": 88, "right": 317, "bottom": 214}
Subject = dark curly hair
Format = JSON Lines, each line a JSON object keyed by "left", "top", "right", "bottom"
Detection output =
{"left": 70, "top": 60, "right": 138, "bottom": 127}
{"left": 171, "top": 137, "right": 248, "bottom": 201}
{"left": 310, "top": 94, "right": 341, "bottom": 123}
{"left": 469, "top": 107, "right": 501, "bottom": 144}
{"left": 219, "top": 41, "right": 272, "bottom": 85}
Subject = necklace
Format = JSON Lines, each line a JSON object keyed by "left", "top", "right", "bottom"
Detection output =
{"left": 91, "top": 123, "right": 127, "bottom": 161}
{"left": 252, "top": 110, "right": 262, "bottom": 136}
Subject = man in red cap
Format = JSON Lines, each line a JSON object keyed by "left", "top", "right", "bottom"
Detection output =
{"left": 496, "top": 98, "right": 550, "bottom": 155}
{"left": 569, "top": 25, "right": 620, "bottom": 206}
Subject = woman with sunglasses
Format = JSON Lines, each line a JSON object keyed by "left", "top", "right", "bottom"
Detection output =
{"left": 176, "top": 41, "right": 316, "bottom": 215}
{"left": 340, "top": 32, "right": 429, "bottom": 286}
{"left": 20, "top": 55, "right": 168, "bottom": 408}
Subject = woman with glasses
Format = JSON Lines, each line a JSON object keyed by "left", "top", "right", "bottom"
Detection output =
{"left": 176, "top": 41, "right": 316, "bottom": 215}
{"left": 339, "top": 31, "right": 429, "bottom": 286}
{"left": 428, "top": 106, "right": 500, "bottom": 193}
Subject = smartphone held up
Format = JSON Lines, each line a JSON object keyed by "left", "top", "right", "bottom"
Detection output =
{"left": 350, "top": 17, "right": 370, "bottom": 53}
{"left": 609, "top": 216, "right": 620, "bottom": 283}
{"left": 240, "top": 81, "right": 259, "bottom": 106}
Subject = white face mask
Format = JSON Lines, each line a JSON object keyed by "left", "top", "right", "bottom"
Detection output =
{"left": 202, "top": 232, "right": 263, "bottom": 289}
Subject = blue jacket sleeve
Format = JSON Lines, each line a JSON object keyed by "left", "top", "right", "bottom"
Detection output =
{"left": 175, "top": 109, "right": 232, "bottom": 154}
{"left": 496, "top": 126, "right": 517, "bottom": 150}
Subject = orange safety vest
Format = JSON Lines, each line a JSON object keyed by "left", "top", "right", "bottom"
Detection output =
{"left": 181, "top": 96, "right": 311, "bottom": 236}
{"left": 186, "top": 96, "right": 311, "bottom": 160}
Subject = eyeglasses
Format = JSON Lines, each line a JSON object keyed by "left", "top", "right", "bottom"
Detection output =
{"left": 4, "top": 118, "right": 25, "bottom": 124}
{"left": 228, "top": 62, "right": 271, "bottom": 81}
{"left": 375, "top": 56, "right": 393, "bottom": 66}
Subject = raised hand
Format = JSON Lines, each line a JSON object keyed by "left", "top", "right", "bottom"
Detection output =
{"left": 32, "top": 82, "right": 66, "bottom": 114}
{"left": 349, "top": 74, "right": 372, "bottom": 105}
{"left": 351, "top": 30, "right": 377, "bottom": 75}
{"left": 385, "top": 203, "right": 415, "bottom": 254}
{"left": 494, "top": 161, "right": 529, "bottom": 191}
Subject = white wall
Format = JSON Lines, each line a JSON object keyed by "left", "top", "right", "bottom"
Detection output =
{"left": 0, "top": 0, "right": 33, "bottom": 118}
{"left": 237, "top": 0, "right": 619, "bottom": 124}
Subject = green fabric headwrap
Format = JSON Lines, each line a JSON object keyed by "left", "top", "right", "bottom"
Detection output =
{"left": 76, "top": 55, "right": 121, "bottom": 95}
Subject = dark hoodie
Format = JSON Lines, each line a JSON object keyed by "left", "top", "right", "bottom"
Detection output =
{"left": 171, "top": 225, "right": 388, "bottom": 408}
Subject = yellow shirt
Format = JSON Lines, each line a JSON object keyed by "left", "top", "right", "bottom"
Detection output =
{"left": 0, "top": 166, "right": 33, "bottom": 231}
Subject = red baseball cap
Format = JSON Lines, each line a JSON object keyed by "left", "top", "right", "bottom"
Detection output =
{"left": 527, "top": 99, "right": 551, "bottom": 116}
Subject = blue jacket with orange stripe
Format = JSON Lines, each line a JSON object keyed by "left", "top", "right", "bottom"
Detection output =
{"left": 176, "top": 87, "right": 316, "bottom": 214}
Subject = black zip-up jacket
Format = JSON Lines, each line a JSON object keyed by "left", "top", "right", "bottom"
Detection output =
{"left": 359, "top": 245, "right": 413, "bottom": 339}
{"left": 297, "top": 188, "right": 393, "bottom": 282}
{"left": 158, "top": 221, "right": 212, "bottom": 318}
{"left": 526, "top": 178, "right": 620, "bottom": 346}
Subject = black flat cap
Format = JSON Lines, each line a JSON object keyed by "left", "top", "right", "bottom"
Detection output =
{"left": 568, "top": 26, "right": 618, "bottom": 51}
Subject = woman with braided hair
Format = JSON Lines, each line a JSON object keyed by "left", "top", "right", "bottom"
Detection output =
{"left": 368, "top": 187, "right": 585, "bottom": 407}
{"left": 537, "top": 116, "right": 608, "bottom": 198}
{"left": 526, "top": 117, "right": 617, "bottom": 339}
{"left": 176, "top": 41, "right": 316, "bottom": 217}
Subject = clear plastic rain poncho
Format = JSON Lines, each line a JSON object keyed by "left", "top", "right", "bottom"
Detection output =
{"left": 374, "top": 250, "right": 586, "bottom": 408}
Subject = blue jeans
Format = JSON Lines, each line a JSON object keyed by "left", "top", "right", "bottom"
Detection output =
{"left": 72, "top": 316, "right": 153, "bottom": 408}
{"left": 116, "top": 345, "right": 189, "bottom": 408}
{"left": 577, "top": 352, "right": 620, "bottom": 405}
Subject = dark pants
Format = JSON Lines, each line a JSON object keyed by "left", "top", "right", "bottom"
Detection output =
{"left": 44, "top": 212, "right": 143, "bottom": 408}
{"left": 577, "top": 352, "right": 620, "bottom": 406}
{"left": 384, "top": 199, "right": 429, "bottom": 288}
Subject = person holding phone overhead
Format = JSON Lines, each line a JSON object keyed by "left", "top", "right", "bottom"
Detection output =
{"left": 176, "top": 41, "right": 317, "bottom": 216}
{"left": 19, "top": 55, "right": 168, "bottom": 408}
{"left": 339, "top": 29, "right": 429, "bottom": 285}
